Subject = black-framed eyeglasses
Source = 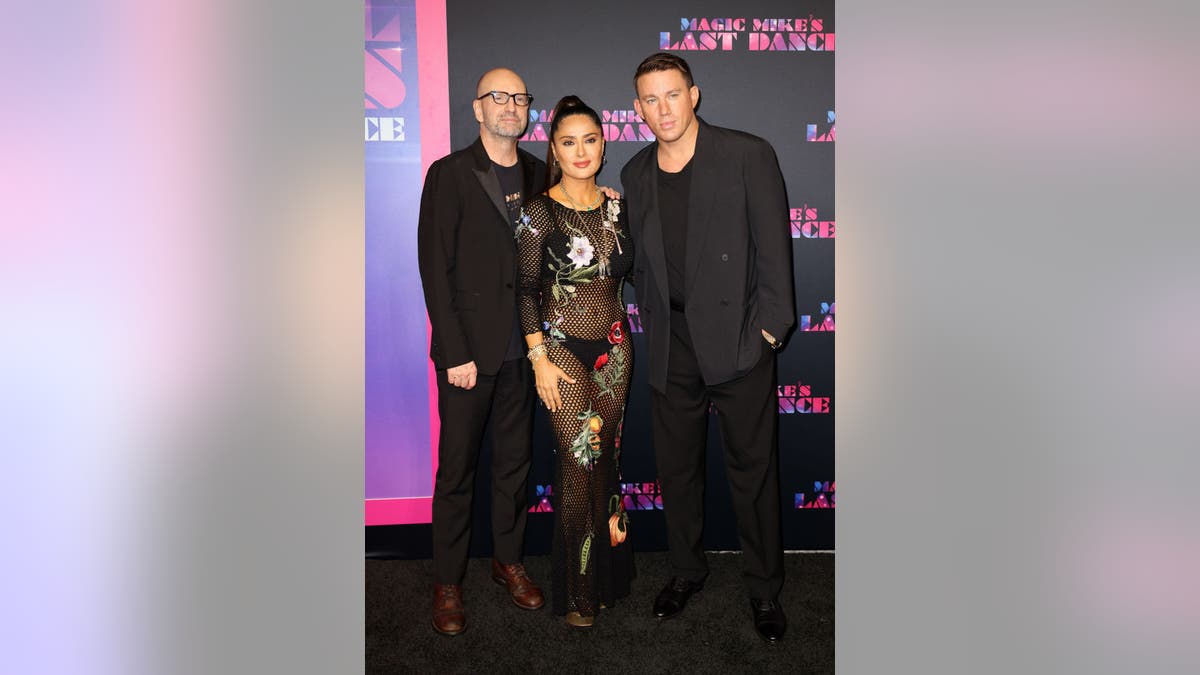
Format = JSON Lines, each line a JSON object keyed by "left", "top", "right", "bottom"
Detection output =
{"left": 477, "top": 90, "right": 534, "bottom": 106}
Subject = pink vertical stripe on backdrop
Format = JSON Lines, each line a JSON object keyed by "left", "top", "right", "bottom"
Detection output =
{"left": 365, "top": 497, "right": 432, "bottom": 525}
{"left": 416, "top": 0, "right": 450, "bottom": 511}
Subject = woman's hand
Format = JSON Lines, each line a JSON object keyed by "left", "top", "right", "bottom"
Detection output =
{"left": 532, "top": 356, "right": 576, "bottom": 412}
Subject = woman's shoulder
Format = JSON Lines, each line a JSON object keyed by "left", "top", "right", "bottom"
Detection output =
{"left": 526, "top": 192, "right": 553, "bottom": 206}
{"left": 524, "top": 192, "right": 558, "bottom": 216}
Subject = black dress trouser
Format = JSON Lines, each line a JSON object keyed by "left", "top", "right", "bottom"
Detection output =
{"left": 649, "top": 309, "right": 784, "bottom": 600}
{"left": 431, "top": 357, "right": 535, "bottom": 584}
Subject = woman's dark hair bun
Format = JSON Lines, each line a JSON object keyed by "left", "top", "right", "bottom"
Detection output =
{"left": 556, "top": 95, "right": 584, "bottom": 112}
{"left": 543, "top": 95, "right": 605, "bottom": 192}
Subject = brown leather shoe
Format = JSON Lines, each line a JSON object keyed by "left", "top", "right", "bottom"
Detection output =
{"left": 432, "top": 583, "right": 465, "bottom": 636}
{"left": 491, "top": 559, "right": 545, "bottom": 610}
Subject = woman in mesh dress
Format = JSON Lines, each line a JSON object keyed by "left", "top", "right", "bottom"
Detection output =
{"left": 516, "top": 95, "right": 635, "bottom": 628}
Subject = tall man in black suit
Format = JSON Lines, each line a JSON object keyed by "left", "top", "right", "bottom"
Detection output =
{"left": 620, "top": 53, "right": 796, "bottom": 643}
{"left": 417, "top": 67, "right": 546, "bottom": 636}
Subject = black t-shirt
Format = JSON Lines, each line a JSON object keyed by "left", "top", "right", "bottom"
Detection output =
{"left": 657, "top": 158, "right": 693, "bottom": 310}
{"left": 492, "top": 160, "right": 527, "bottom": 361}
{"left": 494, "top": 160, "right": 524, "bottom": 226}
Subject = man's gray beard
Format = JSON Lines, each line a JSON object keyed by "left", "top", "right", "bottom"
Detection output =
{"left": 486, "top": 118, "right": 526, "bottom": 139}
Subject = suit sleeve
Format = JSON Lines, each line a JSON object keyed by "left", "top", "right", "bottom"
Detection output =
{"left": 745, "top": 139, "right": 796, "bottom": 341}
{"left": 619, "top": 167, "right": 640, "bottom": 288}
{"left": 416, "top": 159, "right": 472, "bottom": 367}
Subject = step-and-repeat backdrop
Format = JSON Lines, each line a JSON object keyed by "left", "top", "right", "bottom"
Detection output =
{"left": 366, "top": 0, "right": 833, "bottom": 553}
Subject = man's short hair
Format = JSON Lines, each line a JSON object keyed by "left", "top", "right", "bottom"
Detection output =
{"left": 633, "top": 52, "right": 695, "bottom": 90}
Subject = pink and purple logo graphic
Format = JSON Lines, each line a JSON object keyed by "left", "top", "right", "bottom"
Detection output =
{"left": 794, "top": 481, "right": 835, "bottom": 508}
{"left": 520, "top": 108, "right": 655, "bottom": 143}
{"left": 790, "top": 204, "right": 835, "bottom": 239}
{"left": 807, "top": 110, "right": 835, "bottom": 142}
{"left": 530, "top": 481, "right": 665, "bottom": 513}
{"left": 625, "top": 304, "right": 644, "bottom": 333}
{"left": 365, "top": 3, "right": 408, "bottom": 142}
{"left": 365, "top": 9, "right": 405, "bottom": 109}
{"left": 778, "top": 380, "right": 831, "bottom": 414}
{"left": 799, "top": 302, "right": 835, "bottom": 332}
{"left": 365, "top": 117, "right": 406, "bottom": 141}
{"left": 658, "top": 17, "right": 835, "bottom": 52}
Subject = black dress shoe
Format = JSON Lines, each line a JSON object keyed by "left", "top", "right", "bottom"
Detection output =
{"left": 653, "top": 577, "right": 704, "bottom": 619}
{"left": 750, "top": 598, "right": 786, "bottom": 643}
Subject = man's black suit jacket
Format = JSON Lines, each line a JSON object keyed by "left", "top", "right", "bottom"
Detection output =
{"left": 621, "top": 118, "right": 795, "bottom": 392}
{"left": 417, "top": 137, "right": 547, "bottom": 375}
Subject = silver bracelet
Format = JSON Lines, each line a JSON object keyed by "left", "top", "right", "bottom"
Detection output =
{"left": 526, "top": 343, "right": 547, "bottom": 362}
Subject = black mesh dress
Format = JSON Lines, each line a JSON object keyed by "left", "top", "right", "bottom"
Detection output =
{"left": 516, "top": 193, "right": 636, "bottom": 617}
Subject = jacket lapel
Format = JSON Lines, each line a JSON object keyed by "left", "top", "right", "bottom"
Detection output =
{"left": 469, "top": 137, "right": 513, "bottom": 231}
{"left": 685, "top": 119, "right": 718, "bottom": 294}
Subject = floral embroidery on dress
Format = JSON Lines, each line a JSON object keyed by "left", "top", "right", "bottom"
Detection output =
{"left": 606, "top": 198, "right": 621, "bottom": 222}
{"left": 542, "top": 316, "right": 567, "bottom": 342}
{"left": 607, "top": 321, "right": 623, "bottom": 344}
{"left": 608, "top": 494, "right": 629, "bottom": 546}
{"left": 592, "top": 344, "right": 626, "bottom": 401}
{"left": 517, "top": 198, "right": 628, "bottom": 342}
{"left": 568, "top": 236, "right": 595, "bottom": 268}
{"left": 512, "top": 207, "right": 537, "bottom": 239}
{"left": 579, "top": 532, "right": 593, "bottom": 575}
{"left": 569, "top": 408, "right": 603, "bottom": 469}
{"left": 604, "top": 200, "right": 623, "bottom": 253}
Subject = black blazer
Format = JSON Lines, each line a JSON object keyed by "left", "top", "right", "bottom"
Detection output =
{"left": 417, "top": 137, "right": 547, "bottom": 375}
{"left": 621, "top": 118, "right": 795, "bottom": 391}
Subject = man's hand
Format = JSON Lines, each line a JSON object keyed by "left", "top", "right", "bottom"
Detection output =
{"left": 447, "top": 361, "right": 478, "bottom": 390}
{"left": 598, "top": 185, "right": 622, "bottom": 201}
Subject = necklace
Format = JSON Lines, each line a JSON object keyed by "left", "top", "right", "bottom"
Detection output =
{"left": 558, "top": 183, "right": 613, "bottom": 275}
{"left": 558, "top": 183, "right": 602, "bottom": 210}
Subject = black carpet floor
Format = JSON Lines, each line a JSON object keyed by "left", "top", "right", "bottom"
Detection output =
{"left": 367, "top": 551, "right": 833, "bottom": 673}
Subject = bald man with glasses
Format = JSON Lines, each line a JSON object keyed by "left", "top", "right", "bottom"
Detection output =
{"left": 417, "top": 67, "right": 546, "bottom": 636}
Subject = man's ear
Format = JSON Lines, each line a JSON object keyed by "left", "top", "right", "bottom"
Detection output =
{"left": 473, "top": 98, "right": 484, "bottom": 123}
